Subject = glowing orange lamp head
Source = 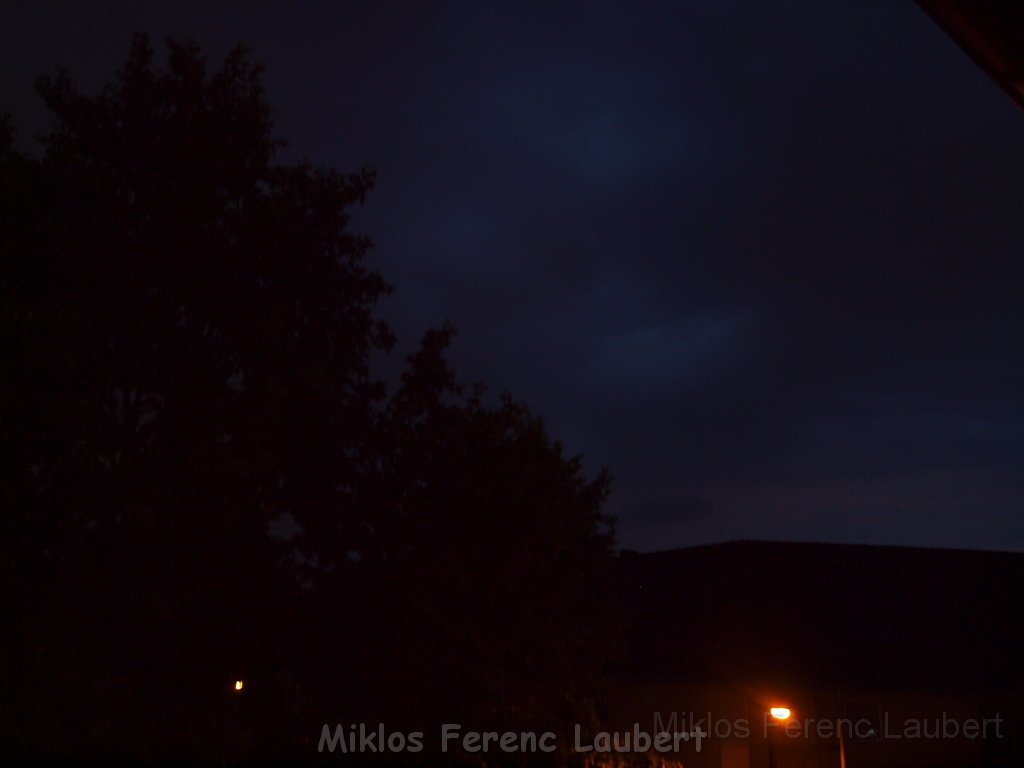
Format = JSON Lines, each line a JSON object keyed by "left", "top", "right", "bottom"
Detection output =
{"left": 769, "top": 706, "right": 791, "bottom": 721}
{"left": 234, "top": 680, "right": 244, "bottom": 692}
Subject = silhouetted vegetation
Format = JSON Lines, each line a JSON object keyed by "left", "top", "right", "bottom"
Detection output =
{"left": 1, "top": 36, "right": 618, "bottom": 763}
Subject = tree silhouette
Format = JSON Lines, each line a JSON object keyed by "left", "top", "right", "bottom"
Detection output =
{"left": 1, "top": 36, "right": 618, "bottom": 763}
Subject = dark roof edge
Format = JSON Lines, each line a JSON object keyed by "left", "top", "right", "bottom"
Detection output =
{"left": 620, "top": 538, "right": 1024, "bottom": 558}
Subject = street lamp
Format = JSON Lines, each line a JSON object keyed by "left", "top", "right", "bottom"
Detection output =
{"left": 767, "top": 705, "right": 792, "bottom": 768}
{"left": 836, "top": 690, "right": 847, "bottom": 768}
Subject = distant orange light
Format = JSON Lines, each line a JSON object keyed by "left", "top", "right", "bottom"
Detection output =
{"left": 770, "top": 707, "right": 791, "bottom": 721}
{"left": 234, "top": 680, "right": 244, "bottom": 692}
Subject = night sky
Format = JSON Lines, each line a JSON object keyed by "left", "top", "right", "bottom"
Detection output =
{"left": 3, "top": 1, "right": 1023, "bottom": 552}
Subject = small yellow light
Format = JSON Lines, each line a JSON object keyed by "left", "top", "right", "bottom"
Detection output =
{"left": 770, "top": 707, "right": 791, "bottom": 721}
{"left": 234, "top": 680, "right": 244, "bottom": 692}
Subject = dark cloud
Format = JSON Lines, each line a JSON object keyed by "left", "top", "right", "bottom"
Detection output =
{"left": 3, "top": 0, "right": 1022, "bottom": 551}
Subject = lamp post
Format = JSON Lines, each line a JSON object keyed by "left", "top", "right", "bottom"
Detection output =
{"left": 767, "top": 706, "right": 791, "bottom": 768}
{"left": 836, "top": 690, "right": 847, "bottom": 768}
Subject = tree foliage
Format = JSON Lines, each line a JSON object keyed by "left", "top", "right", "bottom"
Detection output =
{"left": 1, "top": 36, "right": 617, "bottom": 762}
